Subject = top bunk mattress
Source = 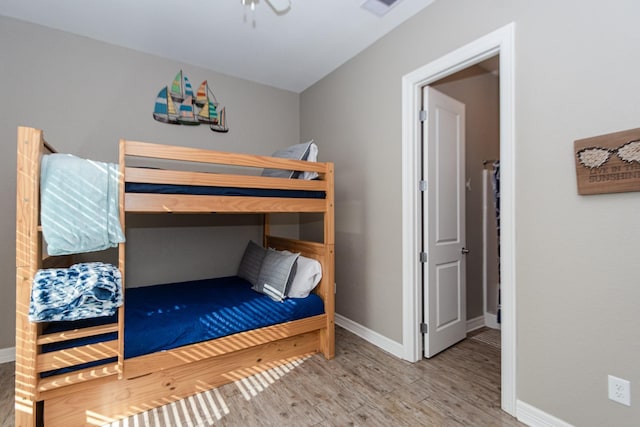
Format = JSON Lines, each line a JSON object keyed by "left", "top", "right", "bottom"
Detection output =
{"left": 125, "top": 182, "right": 326, "bottom": 199}
{"left": 43, "top": 275, "right": 324, "bottom": 360}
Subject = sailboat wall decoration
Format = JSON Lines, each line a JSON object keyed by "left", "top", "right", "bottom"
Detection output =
{"left": 195, "top": 80, "right": 229, "bottom": 133}
{"left": 153, "top": 69, "right": 229, "bottom": 133}
{"left": 153, "top": 86, "right": 179, "bottom": 124}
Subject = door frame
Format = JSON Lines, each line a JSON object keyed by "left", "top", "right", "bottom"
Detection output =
{"left": 400, "top": 23, "right": 516, "bottom": 415}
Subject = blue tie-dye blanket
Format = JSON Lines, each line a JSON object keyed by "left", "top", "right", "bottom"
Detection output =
{"left": 40, "top": 153, "right": 125, "bottom": 255}
{"left": 29, "top": 262, "right": 123, "bottom": 322}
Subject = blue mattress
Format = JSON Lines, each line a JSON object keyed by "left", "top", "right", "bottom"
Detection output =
{"left": 42, "top": 276, "right": 324, "bottom": 373}
{"left": 126, "top": 182, "right": 326, "bottom": 199}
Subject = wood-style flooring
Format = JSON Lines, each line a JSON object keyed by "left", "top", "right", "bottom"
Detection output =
{"left": 0, "top": 327, "right": 522, "bottom": 426}
{"left": 0, "top": 361, "right": 13, "bottom": 427}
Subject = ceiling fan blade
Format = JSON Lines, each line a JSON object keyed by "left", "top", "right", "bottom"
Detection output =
{"left": 265, "top": 0, "right": 292, "bottom": 15}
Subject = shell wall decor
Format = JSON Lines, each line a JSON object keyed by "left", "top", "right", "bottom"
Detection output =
{"left": 575, "top": 128, "right": 640, "bottom": 195}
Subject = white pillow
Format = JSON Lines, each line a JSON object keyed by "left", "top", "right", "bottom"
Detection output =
{"left": 287, "top": 254, "right": 322, "bottom": 298}
{"left": 299, "top": 142, "right": 319, "bottom": 181}
{"left": 261, "top": 141, "right": 314, "bottom": 179}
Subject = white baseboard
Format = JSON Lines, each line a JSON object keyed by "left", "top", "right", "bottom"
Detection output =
{"left": 517, "top": 400, "right": 574, "bottom": 427}
{"left": 484, "top": 312, "right": 501, "bottom": 330}
{"left": 0, "top": 346, "right": 15, "bottom": 363}
{"left": 335, "top": 313, "right": 404, "bottom": 359}
{"left": 466, "top": 315, "right": 485, "bottom": 332}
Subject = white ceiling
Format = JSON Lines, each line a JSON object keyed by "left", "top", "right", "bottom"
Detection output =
{"left": 0, "top": 0, "right": 436, "bottom": 93}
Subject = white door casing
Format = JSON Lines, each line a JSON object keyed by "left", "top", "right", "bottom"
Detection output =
{"left": 422, "top": 87, "right": 467, "bottom": 358}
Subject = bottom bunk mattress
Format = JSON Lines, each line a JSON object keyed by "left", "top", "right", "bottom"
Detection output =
{"left": 42, "top": 275, "right": 324, "bottom": 364}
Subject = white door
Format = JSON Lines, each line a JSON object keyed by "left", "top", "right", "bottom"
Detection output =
{"left": 422, "top": 86, "right": 467, "bottom": 358}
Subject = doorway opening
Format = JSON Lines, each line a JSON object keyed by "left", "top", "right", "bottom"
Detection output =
{"left": 427, "top": 56, "right": 502, "bottom": 355}
{"left": 401, "top": 23, "right": 516, "bottom": 415}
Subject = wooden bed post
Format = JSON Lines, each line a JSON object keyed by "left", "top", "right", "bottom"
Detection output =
{"left": 321, "top": 162, "right": 336, "bottom": 359}
{"left": 15, "top": 126, "right": 44, "bottom": 427}
{"left": 117, "top": 139, "right": 126, "bottom": 378}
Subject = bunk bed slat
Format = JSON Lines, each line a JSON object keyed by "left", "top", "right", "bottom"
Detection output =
{"left": 125, "top": 193, "right": 327, "bottom": 213}
{"left": 37, "top": 323, "right": 119, "bottom": 345}
{"left": 124, "top": 140, "right": 327, "bottom": 173}
{"left": 36, "top": 340, "right": 119, "bottom": 373}
{"left": 37, "top": 363, "right": 120, "bottom": 393}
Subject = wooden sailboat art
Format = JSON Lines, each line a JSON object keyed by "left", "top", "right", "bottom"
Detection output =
{"left": 195, "top": 80, "right": 229, "bottom": 133}
{"left": 213, "top": 107, "right": 229, "bottom": 133}
{"left": 170, "top": 70, "right": 185, "bottom": 102}
{"left": 153, "top": 71, "right": 229, "bottom": 132}
{"left": 178, "top": 95, "right": 199, "bottom": 125}
{"left": 152, "top": 86, "right": 179, "bottom": 124}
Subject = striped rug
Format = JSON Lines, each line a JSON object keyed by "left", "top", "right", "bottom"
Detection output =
{"left": 470, "top": 328, "right": 501, "bottom": 350}
{"left": 101, "top": 355, "right": 311, "bottom": 427}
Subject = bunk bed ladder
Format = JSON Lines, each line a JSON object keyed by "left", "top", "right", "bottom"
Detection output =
{"left": 15, "top": 127, "right": 125, "bottom": 427}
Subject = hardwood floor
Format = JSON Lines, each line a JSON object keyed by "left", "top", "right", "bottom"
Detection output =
{"left": 0, "top": 361, "right": 14, "bottom": 427}
{"left": 1, "top": 327, "right": 522, "bottom": 426}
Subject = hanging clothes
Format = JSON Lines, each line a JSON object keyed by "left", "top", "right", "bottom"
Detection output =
{"left": 491, "top": 161, "right": 501, "bottom": 323}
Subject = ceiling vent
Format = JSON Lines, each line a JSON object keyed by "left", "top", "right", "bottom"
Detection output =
{"left": 361, "top": 0, "right": 402, "bottom": 17}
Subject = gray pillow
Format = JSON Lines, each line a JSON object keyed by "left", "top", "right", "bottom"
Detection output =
{"left": 253, "top": 249, "right": 299, "bottom": 301}
{"left": 237, "top": 240, "right": 267, "bottom": 286}
{"left": 261, "top": 140, "right": 314, "bottom": 178}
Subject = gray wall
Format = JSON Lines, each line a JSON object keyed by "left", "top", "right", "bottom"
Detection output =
{"left": 433, "top": 66, "right": 500, "bottom": 320}
{"left": 1, "top": 17, "right": 300, "bottom": 346}
{"left": 301, "top": 0, "right": 639, "bottom": 425}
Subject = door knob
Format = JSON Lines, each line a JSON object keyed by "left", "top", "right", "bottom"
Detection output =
{"left": 461, "top": 247, "right": 470, "bottom": 254}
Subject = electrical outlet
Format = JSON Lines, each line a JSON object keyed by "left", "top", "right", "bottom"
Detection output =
{"left": 608, "top": 375, "right": 631, "bottom": 406}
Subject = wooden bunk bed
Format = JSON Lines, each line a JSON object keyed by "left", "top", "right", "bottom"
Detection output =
{"left": 15, "top": 126, "right": 335, "bottom": 426}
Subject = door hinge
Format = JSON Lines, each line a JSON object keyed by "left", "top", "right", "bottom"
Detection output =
{"left": 419, "top": 109, "right": 427, "bottom": 122}
{"left": 419, "top": 252, "right": 428, "bottom": 263}
{"left": 419, "top": 180, "right": 427, "bottom": 192}
{"left": 420, "top": 323, "right": 428, "bottom": 334}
